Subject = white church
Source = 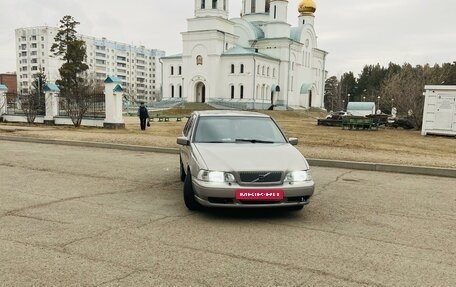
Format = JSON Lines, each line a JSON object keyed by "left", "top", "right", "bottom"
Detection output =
{"left": 161, "top": 0, "right": 328, "bottom": 109}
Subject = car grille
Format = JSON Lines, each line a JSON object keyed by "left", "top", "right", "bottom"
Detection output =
{"left": 239, "top": 171, "right": 283, "bottom": 184}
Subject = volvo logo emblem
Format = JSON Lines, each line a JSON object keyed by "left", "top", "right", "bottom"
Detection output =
{"left": 251, "top": 172, "right": 271, "bottom": 183}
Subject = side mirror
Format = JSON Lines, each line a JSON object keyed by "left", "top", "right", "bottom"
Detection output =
{"left": 288, "top": 137, "right": 298, "bottom": 146}
{"left": 177, "top": 136, "right": 190, "bottom": 146}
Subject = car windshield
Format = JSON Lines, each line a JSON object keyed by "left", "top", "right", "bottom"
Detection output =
{"left": 193, "top": 116, "right": 287, "bottom": 144}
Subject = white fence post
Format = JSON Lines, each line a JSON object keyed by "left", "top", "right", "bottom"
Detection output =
{"left": 44, "top": 84, "right": 60, "bottom": 125}
{"left": 103, "top": 76, "right": 125, "bottom": 129}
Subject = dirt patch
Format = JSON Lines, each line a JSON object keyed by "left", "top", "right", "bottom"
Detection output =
{"left": 1, "top": 110, "right": 455, "bottom": 168}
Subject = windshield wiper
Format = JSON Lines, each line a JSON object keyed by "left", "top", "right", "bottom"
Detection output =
{"left": 235, "top": 138, "right": 275, "bottom": 144}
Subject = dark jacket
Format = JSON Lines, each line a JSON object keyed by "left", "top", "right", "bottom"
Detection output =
{"left": 138, "top": 105, "right": 149, "bottom": 119}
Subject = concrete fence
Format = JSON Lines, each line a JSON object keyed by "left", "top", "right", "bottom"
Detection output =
{"left": 0, "top": 76, "right": 125, "bottom": 129}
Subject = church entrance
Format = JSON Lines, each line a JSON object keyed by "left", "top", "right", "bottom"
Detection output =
{"left": 195, "top": 82, "right": 206, "bottom": 103}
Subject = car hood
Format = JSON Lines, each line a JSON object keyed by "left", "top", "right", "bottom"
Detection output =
{"left": 193, "top": 143, "right": 309, "bottom": 172}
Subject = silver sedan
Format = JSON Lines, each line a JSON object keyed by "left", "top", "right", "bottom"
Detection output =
{"left": 177, "top": 110, "right": 314, "bottom": 211}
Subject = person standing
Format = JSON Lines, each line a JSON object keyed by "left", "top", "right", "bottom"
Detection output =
{"left": 137, "top": 102, "right": 149, "bottom": 130}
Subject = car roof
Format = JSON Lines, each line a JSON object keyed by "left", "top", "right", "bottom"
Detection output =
{"left": 193, "top": 110, "right": 270, "bottom": 118}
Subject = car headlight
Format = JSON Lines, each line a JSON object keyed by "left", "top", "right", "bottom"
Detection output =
{"left": 285, "top": 170, "right": 313, "bottom": 182}
{"left": 197, "top": 170, "right": 236, "bottom": 183}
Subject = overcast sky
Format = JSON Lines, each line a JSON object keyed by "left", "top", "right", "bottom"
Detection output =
{"left": 1, "top": 0, "right": 455, "bottom": 77}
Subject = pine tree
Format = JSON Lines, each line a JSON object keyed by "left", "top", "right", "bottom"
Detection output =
{"left": 51, "top": 15, "right": 92, "bottom": 127}
{"left": 22, "top": 70, "right": 46, "bottom": 124}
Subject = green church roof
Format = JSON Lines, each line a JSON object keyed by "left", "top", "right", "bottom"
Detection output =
{"left": 105, "top": 76, "right": 122, "bottom": 84}
{"left": 44, "top": 84, "right": 60, "bottom": 92}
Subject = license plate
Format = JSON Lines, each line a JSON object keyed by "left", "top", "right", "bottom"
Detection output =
{"left": 236, "top": 189, "right": 284, "bottom": 200}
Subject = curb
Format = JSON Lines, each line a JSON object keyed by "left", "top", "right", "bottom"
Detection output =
{"left": 306, "top": 159, "right": 456, "bottom": 179}
{"left": 0, "top": 135, "right": 178, "bottom": 155}
{"left": 1, "top": 135, "right": 455, "bottom": 178}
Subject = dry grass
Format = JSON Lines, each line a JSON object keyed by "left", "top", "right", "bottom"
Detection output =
{"left": 1, "top": 108, "right": 455, "bottom": 168}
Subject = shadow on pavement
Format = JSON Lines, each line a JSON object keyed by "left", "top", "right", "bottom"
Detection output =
{"left": 198, "top": 207, "right": 304, "bottom": 221}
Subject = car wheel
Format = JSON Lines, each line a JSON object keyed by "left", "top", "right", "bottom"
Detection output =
{"left": 179, "top": 157, "right": 186, "bottom": 182}
{"left": 288, "top": 205, "right": 304, "bottom": 211}
{"left": 183, "top": 170, "right": 201, "bottom": 211}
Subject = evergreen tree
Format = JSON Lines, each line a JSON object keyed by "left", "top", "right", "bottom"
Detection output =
{"left": 340, "top": 72, "right": 356, "bottom": 105}
{"left": 324, "top": 76, "right": 340, "bottom": 111}
{"left": 22, "top": 70, "right": 46, "bottom": 124}
{"left": 51, "top": 15, "right": 92, "bottom": 127}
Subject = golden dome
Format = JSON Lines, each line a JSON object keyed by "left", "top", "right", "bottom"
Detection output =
{"left": 298, "top": 0, "right": 317, "bottom": 16}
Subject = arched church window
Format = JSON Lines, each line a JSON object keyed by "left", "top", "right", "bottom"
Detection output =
{"left": 240, "top": 85, "right": 244, "bottom": 99}
{"left": 171, "top": 66, "right": 174, "bottom": 75}
{"left": 240, "top": 64, "right": 244, "bottom": 73}
{"left": 251, "top": 0, "right": 256, "bottom": 13}
{"left": 179, "top": 85, "right": 182, "bottom": 98}
{"left": 212, "top": 0, "right": 217, "bottom": 9}
{"left": 196, "top": 55, "right": 203, "bottom": 65}
{"left": 178, "top": 66, "right": 182, "bottom": 75}
{"left": 267, "top": 67, "right": 270, "bottom": 76}
{"left": 171, "top": 85, "right": 175, "bottom": 98}
{"left": 262, "top": 66, "right": 265, "bottom": 75}
{"left": 274, "top": 5, "right": 277, "bottom": 19}
{"left": 265, "top": 0, "right": 270, "bottom": 12}
{"left": 231, "top": 64, "right": 235, "bottom": 74}
{"left": 230, "top": 85, "right": 235, "bottom": 99}
{"left": 201, "top": 0, "right": 205, "bottom": 9}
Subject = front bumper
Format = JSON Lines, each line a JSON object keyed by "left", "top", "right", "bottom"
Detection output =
{"left": 192, "top": 178, "right": 314, "bottom": 208}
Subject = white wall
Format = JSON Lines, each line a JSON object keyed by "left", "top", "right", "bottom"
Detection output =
{"left": 2, "top": 115, "right": 44, "bottom": 124}
{"left": 54, "top": 117, "right": 104, "bottom": 127}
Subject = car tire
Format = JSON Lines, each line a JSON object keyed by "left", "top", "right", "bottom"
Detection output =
{"left": 179, "top": 157, "right": 186, "bottom": 182}
{"left": 288, "top": 205, "right": 304, "bottom": 211}
{"left": 183, "top": 170, "right": 201, "bottom": 211}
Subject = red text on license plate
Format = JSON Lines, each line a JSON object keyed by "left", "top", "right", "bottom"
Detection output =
{"left": 236, "top": 189, "right": 284, "bottom": 200}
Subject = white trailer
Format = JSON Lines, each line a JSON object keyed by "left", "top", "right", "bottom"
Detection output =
{"left": 422, "top": 85, "right": 456, "bottom": 136}
{"left": 346, "top": 102, "right": 376, "bottom": 117}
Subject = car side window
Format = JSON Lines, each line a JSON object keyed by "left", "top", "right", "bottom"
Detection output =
{"left": 183, "top": 115, "right": 196, "bottom": 137}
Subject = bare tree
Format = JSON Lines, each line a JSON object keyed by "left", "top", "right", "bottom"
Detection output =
{"left": 381, "top": 64, "right": 435, "bottom": 129}
{"left": 59, "top": 77, "right": 98, "bottom": 127}
{"left": 382, "top": 63, "right": 453, "bottom": 128}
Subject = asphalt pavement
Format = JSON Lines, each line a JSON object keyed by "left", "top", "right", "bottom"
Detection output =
{"left": 0, "top": 141, "right": 455, "bottom": 286}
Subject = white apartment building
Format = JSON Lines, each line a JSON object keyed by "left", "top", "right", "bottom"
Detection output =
{"left": 15, "top": 26, "right": 165, "bottom": 101}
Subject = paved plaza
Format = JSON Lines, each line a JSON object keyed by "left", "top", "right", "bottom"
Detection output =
{"left": 0, "top": 141, "right": 455, "bottom": 286}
